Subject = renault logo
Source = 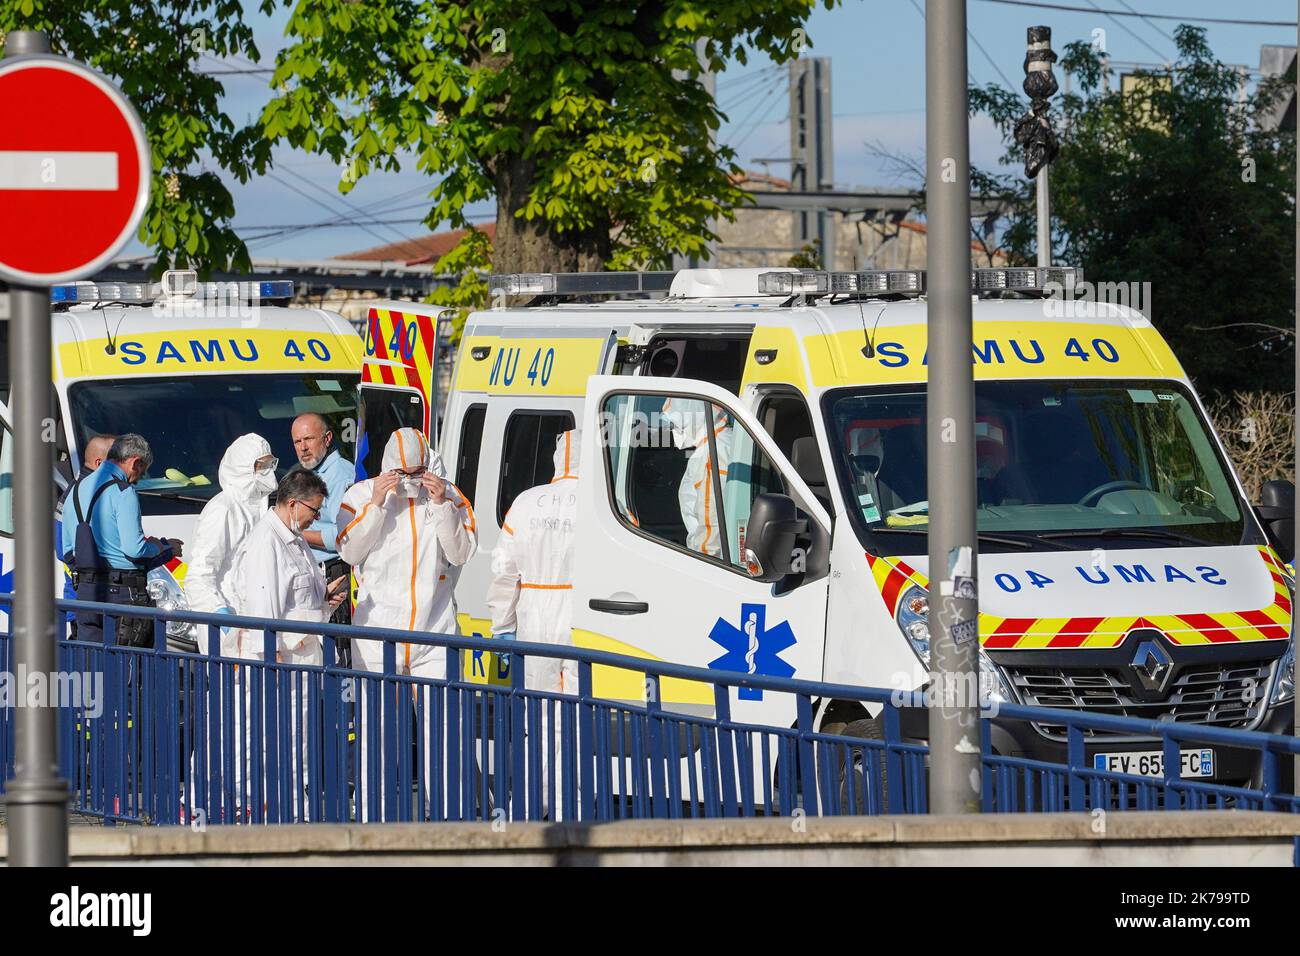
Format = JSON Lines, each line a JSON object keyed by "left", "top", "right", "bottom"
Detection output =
{"left": 1130, "top": 639, "right": 1173, "bottom": 693}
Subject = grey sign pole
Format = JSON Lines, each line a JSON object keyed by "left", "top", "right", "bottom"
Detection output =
{"left": 925, "top": 0, "right": 981, "bottom": 813}
{"left": 4, "top": 29, "right": 70, "bottom": 866}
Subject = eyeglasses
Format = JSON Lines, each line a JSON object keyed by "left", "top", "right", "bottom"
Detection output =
{"left": 296, "top": 501, "right": 322, "bottom": 519}
{"left": 255, "top": 456, "right": 279, "bottom": 474}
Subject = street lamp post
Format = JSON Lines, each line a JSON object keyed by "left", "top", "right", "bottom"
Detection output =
{"left": 925, "top": 0, "right": 982, "bottom": 814}
{"left": 1016, "top": 26, "right": 1059, "bottom": 266}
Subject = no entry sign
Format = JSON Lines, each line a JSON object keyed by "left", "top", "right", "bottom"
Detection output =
{"left": 0, "top": 55, "right": 150, "bottom": 285}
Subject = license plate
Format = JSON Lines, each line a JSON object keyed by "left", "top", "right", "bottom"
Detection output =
{"left": 1092, "top": 748, "right": 1215, "bottom": 778}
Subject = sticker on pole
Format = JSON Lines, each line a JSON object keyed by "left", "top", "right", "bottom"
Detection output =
{"left": 0, "top": 55, "right": 150, "bottom": 285}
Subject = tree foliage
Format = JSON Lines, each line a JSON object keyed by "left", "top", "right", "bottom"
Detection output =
{"left": 970, "top": 26, "right": 1296, "bottom": 397}
{"left": 1, "top": 0, "right": 276, "bottom": 276}
{"left": 262, "top": 0, "right": 834, "bottom": 302}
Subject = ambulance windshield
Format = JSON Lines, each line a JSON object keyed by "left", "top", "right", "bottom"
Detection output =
{"left": 825, "top": 380, "right": 1248, "bottom": 550}
{"left": 67, "top": 373, "right": 359, "bottom": 515}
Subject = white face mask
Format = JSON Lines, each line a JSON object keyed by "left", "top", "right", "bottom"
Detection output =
{"left": 252, "top": 469, "right": 278, "bottom": 496}
{"left": 399, "top": 475, "right": 421, "bottom": 499}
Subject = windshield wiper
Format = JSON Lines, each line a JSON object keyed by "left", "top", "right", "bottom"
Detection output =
{"left": 869, "top": 527, "right": 1038, "bottom": 551}
{"left": 1036, "top": 527, "right": 1210, "bottom": 546}
{"left": 137, "top": 489, "right": 210, "bottom": 504}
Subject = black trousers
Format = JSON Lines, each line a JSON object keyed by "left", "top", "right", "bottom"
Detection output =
{"left": 73, "top": 574, "right": 155, "bottom": 647}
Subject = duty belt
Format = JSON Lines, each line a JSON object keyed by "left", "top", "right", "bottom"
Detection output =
{"left": 77, "top": 569, "right": 147, "bottom": 586}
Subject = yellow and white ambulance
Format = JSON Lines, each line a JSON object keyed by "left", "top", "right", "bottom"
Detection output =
{"left": 391, "top": 266, "right": 1295, "bottom": 786}
{"left": 0, "top": 272, "right": 364, "bottom": 648}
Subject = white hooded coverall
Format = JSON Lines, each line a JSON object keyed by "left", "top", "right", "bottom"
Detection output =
{"left": 486, "top": 429, "right": 581, "bottom": 817}
{"left": 336, "top": 427, "right": 478, "bottom": 821}
{"left": 664, "top": 400, "right": 733, "bottom": 557}
{"left": 336, "top": 427, "right": 478, "bottom": 676}
{"left": 184, "top": 433, "right": 276, "bottom": 653}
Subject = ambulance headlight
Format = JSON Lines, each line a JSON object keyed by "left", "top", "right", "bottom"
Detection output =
{"left": 147, "top": 568, "right": 197, "bottom": 642}
{"left": 893, "top": 582, "right": 1010, "bottom": 703}
{"left": 895, "top": 584, "right": 931, "bottom": 664}
{"left": 1271, "top": 640, "right": 1295, "bottom": 705}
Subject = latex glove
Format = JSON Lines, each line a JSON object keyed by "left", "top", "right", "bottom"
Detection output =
{"left": 495, "top": 632, "right": 517, "bottom": 668}
{"left": 217, "top": 605, "right": 235, "bottom": 637}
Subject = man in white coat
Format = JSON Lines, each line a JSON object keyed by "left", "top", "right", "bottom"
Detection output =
{"left": 336, "top": 427, "right": 477, "bottom": 819}
{"left": 231, "top": 470, "right": 346, "bottom": 819}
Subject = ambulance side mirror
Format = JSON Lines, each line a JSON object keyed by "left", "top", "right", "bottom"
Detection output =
{"left": 1258, "top": 480, "right": 1295, "bottom": 564}
{"left": 744, "top": 493, "right": 807, "bottom": 583}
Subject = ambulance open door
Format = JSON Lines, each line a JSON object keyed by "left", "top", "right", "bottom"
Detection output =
{"left": 356, "top": 302, "right": 451, "bottom": 479}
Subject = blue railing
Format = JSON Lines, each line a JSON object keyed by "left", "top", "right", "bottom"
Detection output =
{"left": 0, "top": 594, "right": 1296, "bottom": 824}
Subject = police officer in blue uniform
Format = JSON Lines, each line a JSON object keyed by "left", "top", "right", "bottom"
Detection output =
{"left": 60, "top": 434, "right": 183, "bottom": 645}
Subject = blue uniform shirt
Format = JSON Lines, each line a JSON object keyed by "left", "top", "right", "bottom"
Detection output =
{"left": 309, "top": 448, "right": 354, "bottom": 563}
{"left": 60, "top": 461, "right": 165, "bottom": 571}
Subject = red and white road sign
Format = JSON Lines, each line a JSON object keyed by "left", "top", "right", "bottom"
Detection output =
{"left": 0, "top": 55, "right": 150, "bottom": 285}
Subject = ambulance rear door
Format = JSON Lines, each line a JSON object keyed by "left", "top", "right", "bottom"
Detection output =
{"left": 357, "top": 302, "right": 451, "bottom": 479}
{"left": 448, "top": 323, "right": 621, "bottom": 684}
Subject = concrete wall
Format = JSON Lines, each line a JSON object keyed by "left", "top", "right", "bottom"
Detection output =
{"left": 3, "top": 812, "right": 1297, "bottom": 866}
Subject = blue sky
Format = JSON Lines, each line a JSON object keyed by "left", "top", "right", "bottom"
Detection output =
{"left": 129, "top": 0, "right": 1298, "bottom": 262}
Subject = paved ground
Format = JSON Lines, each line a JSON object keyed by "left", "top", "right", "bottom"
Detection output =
{"left": 4, "top": 811, "right": 1297, "bottom": 866}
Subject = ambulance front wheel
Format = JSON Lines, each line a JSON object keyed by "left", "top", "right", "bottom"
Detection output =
{"left": 836, "top": 718, "right": 891, "bottom": 815}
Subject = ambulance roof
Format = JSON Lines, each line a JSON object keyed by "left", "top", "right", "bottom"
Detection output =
{"left": 472, "top": 292, "right": 1150, "bottom": 330}
{"left": 52, "top": 302, "right": 352, "bottom": 344}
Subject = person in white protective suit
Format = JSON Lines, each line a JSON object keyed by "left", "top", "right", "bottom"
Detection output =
{"left": 337, "top": 427, "right": 478, "bottom": 673}
{"left": 664, "top": 399, "right": 733, "bottom": 557}
{"left": 184, "top": 433, "right": 278, "bottom": 653}
{"left": 335, "top": 427, "right": 478, "bottom": 820}
{"left": 223, "top": 470, "right": 347, "bottom": 820}
{"left": 486, "top": 429, "right": 582, "bottom": 818}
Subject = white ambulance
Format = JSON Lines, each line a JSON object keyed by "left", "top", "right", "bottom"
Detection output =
{"left": 0, "top": 272, "right": 364, "bottom": 649}
{"left": 375, "top": 266, "right": 1294, "bottom": 789}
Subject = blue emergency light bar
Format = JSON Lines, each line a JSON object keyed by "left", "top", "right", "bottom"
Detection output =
{"left": 197, "top": 280, "right": 295, "bottom": 300}
{"left": 50, "top": 273, "right": 295, "bottom": 305}
{"left": 50, "top": 282, "right": 150, "bottom": 304}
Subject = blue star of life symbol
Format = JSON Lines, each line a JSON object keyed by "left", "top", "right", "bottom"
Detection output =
{"left": 707, "top": 602, "right": 796, "bottom": 700}
{"left": 0, "top": 556, "right": 12, "bottom": 625}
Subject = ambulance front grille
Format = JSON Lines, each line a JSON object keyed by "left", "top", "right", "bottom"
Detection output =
{"left": 1004, "top": 660, "right": 1274, "bottom": 741}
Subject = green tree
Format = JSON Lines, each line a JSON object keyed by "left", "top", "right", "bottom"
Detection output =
{"left": 1, "top": 1, "right": 275, "bottom": 276}
{"left": 970, "top": 26, "right": 1296, "bottom": 397}
{"left": 262, "top": 0, "right": 832, "bottom": 295}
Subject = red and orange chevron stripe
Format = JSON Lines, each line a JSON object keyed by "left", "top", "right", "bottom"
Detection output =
{"left": 866, "top": 545, "right": 1292, "bottom": 650}
{"left": 362, "top": 307, "right": 436, "bottom": 432}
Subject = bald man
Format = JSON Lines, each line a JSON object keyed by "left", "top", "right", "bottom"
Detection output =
{"left": 57, "top": 434, "right": 116, "bottom": 523}
{"left": 56, "top": 435, "right": 117, "bottom": 638}
{"left": 290, "top": 412, "right": 355, "bottom": 623}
